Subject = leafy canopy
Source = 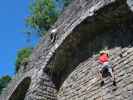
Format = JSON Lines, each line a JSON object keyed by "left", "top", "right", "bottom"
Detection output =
{"left": 26, "top": 0, "right": 59, "bottom": 36}
{"left": 26, "top": 0, "right": 72, "bottom": 37}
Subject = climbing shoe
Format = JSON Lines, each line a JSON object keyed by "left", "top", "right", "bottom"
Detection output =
{"left": 100, "top": 81, "right": 104, "bottom": 87}
{"left": 113, "top": 81, "right": 116, "bottom": 86}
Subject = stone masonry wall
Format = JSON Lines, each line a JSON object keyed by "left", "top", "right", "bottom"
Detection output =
{"left": 0, "top": 0, "right": 133, "bottom": 100}
{"left": 57, "top": 32, "right": 133, "bottom": 100}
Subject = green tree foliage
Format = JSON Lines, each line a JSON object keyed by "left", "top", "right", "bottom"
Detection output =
{"left": 26, "top": 0, "right": 72, "bottom": 37}
{"left": 15, "top": 48, "right": 32, "bottom": 72}
{"left": 26, "top": 0, "right": 59, "bottom": 36}
{"left": 0, "top": 75, "right": 11, "bottom": 94}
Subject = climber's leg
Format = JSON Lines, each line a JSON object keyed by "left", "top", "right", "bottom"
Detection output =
{"left": 99, "top": 63, "right": 109, "bottom": 86}
{"left": 99, "top": 70, "right": 104, "bottom": 86}
{"left": 108, "top": 66, "right": 116, "bottom": 86}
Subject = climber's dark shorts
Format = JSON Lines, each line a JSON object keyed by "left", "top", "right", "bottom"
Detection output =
{"left": 100, "top": 62, "right": 113, "bottom": 78}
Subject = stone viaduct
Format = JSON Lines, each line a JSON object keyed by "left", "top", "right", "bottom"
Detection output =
{"left": 1, "top": 0, "right": 133, "bottom": 100}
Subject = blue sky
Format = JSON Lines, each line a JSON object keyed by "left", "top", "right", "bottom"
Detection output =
{"left": 0, "top": 0, "right": 38, "bottom": 77}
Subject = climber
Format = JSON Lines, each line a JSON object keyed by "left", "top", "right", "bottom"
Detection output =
{"left": 50, "top": 29, "right": 57, "bottom": 43}
{"left": 98, "top": 50, "right": 116, "bottom": 87}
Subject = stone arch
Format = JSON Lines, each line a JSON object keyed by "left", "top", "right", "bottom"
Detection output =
{"left": 44, "top": 0, "right": 133, "bottom": 92}
{"left": 8, "top": 77, "right": 31, "bottom": 100}
{"left": 55, "top": 2, "right": 133, "bottom": 99}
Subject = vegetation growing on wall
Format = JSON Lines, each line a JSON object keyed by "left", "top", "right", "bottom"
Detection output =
{"left": 15, "top": 48, "right": 32, "bottom": 72}
{"left": 63, "top": 0, "right": 72, "bottom": 7}
{"left": 0, "top": 75, "right": 11, "bottom": 94}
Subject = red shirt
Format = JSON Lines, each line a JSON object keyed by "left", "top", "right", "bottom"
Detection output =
{"left": 99, "top": 53, "right": 109, "bottom": 64}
